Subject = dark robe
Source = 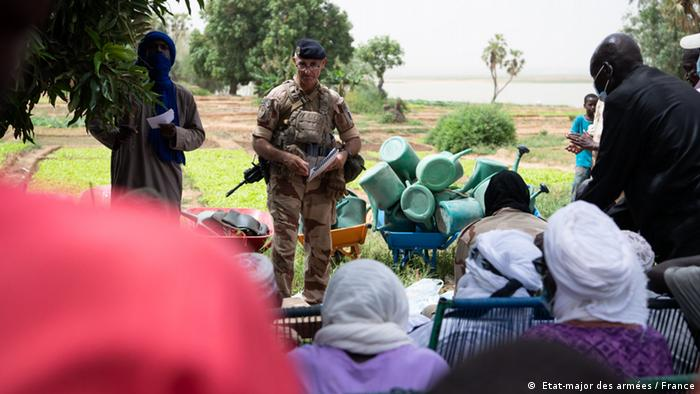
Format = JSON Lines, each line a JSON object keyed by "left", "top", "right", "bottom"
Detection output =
{"left": 580, "top": 65, "right": 700, "bottom": 261}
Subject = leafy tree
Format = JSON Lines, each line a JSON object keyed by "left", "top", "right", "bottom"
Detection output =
{"left": 1, "top": 0, "right": 202, "bottom": 143}
{"left": 246, "top": 0, "right": 354, "bottom": 96}
{"left": 481, "top": 34, "right": 525, "bottom": 103}
{"left": 356, "top": 35, "right": 404, "bottom": 97}
{"left": 188, "top": 30, "right": 226, "bottom": 92}
{"left": 624, "top": 0, "right": 698, "bottom": 78}
{"left": 189, "top": 0, "right": 267, "bottom": 95}
{"left": 323, "top": 56, "right": 372, "bottom": 96}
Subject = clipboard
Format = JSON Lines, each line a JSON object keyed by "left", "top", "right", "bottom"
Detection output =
{"left": 307, "top": 148, "right": 338, "bottom": 182}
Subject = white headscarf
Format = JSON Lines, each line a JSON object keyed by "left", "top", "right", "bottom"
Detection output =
{"left": 314, "top": 259, "right": 414, "bottom": 355}
{"left": 456, "top": 230, "right": 543, "bottom": 298}
{"left": 544, "top": 201, "right": 648, "bottom": 326}
{"left": 237, "top": 253, "right": 278, "bottom": 303}
{"left": 622, "top": 230, "right": 655, "bottom": 272}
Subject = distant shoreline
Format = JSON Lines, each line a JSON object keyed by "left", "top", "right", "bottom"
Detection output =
{"left": 385, "top": 75, "right": 592, "bottom": 84}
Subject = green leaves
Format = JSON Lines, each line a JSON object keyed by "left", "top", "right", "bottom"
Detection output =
{"left": 623, "top": 0, "right": 695, "bottom": 78}
{"left": 356, "top": 35, "right": 404, "bottom": 96}
{"left": 481, "top": 34, "right": 525, "bottom": 103}
{"left": 1, "top": 0, "right": 202, "bottom": 142}
{"left": 428, "top": 105, "right": 516, "bottom": 153}
{"left": 193, "top": 0, "right": 355, "bottom": 96}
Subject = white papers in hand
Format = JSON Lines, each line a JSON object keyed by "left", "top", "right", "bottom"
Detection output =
{"left": 307, "top": 148, "right": 338, "bottom": 182}
{"left": 146, "top": 108, "right": 175, "bottom": 129}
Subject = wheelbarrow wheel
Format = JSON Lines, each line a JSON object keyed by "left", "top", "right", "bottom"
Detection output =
{"left": 333, "top": 244, "right": 361, "bottom": 261}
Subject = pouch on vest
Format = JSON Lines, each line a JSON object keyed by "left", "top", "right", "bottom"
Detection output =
{"left": 292, "top": 110, "right": 325, "bottom": 144}
{"left": 333, "top": 190, "right": 368, "bottom": 229}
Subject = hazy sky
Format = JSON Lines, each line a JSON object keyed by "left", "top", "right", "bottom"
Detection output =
{"left": 169, "top": 0, "right": 634, "bottom": 78}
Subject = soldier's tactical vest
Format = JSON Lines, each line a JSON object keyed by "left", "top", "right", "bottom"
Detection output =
{"left": 273, "top": 80, "right": 336, "bottom": 156}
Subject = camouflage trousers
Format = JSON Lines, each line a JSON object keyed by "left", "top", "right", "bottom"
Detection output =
{"left": 267, "top": 165, "right": 340, "bottom": 304}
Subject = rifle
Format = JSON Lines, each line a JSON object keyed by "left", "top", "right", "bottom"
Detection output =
{"left": 225, "top": 159, "right": 269, "bottom": 197}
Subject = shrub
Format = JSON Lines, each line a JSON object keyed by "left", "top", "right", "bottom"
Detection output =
{"left": 428, "top": 104, "right": 515, "bottom": 152}
{"left": 344, "top": 83, "right": 385, "bottom": 114}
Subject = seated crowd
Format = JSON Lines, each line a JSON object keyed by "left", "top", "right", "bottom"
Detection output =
{"left": 3, "top": 180, "right": 691, "bottom": 394}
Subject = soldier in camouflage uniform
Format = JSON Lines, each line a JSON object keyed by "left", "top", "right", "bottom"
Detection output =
{"left": 252, "top": 39, "right": 362, "bottom": 304}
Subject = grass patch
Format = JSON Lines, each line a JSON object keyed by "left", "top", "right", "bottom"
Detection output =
{"left": 405, "top": 99, "right": 463, "bottom": 109}
{"left": 0, "top": 140, "right": 36, "bottom": 166}
{"left": 30, "top": 147, "right": 111, "bottom": 194}
{"left": 519, "top": 167, "right": 572, "bottom": 218}
{"left": 32, "top": 115, "right": 84, "bottom": 128}
{"left": 517, "top": 132, "right": 573, "bottom": 167}
{"left": 184, "top": 149, "right": 267, "bottom": 209}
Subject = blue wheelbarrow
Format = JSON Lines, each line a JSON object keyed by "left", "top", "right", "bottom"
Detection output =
{"left": 375, "top": 210, "right": 460, "bottom": 271}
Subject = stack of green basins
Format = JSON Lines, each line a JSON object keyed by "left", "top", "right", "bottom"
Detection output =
{"left": 359, "top": 136, "right": 486, "bottom": 235}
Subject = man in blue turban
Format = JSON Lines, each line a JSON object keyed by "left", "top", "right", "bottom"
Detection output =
{"left": 89, "top": 31, "right": 205, "bottom": 209}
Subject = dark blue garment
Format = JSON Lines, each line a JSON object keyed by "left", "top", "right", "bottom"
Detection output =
{"left": 137, "top": 32, "right": 185, "bottom": 165}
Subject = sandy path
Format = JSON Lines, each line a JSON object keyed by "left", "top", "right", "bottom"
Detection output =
{"left": 0, "top": 145, "right": 61, "bottom": 187}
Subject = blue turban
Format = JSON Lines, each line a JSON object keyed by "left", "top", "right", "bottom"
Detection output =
{"left": 137, "top": 31, "right": 184, "bottom": 165}
{"left": 137, "top": 31, "right": 176, "bottom": 67}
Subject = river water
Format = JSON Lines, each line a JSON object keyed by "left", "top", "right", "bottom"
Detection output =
{"left": 383, "top": 77, "right": 595, "bottom": 107}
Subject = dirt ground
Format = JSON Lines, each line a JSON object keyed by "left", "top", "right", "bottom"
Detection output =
{"left": 2, "top": 95, "right": 574, "bottom": 199}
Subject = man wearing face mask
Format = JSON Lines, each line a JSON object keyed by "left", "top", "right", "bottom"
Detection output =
{"left": 575, "top": 33, "right": 700, "bottom": 262}
{"left": 88, "top": 31, "right": 205, "bottom": 209}
{"left": 252, "top": 38, "right": 361, "bottom": 304}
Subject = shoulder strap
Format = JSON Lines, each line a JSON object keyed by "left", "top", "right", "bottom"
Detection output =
{"left": 284, "top": 81, "right": 307, "bottom": 113}
{"left": 318, "top": 85, "right": 333, "bottom": 117}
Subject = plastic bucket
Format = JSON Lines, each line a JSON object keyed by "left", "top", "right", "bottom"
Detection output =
{"left": 460, "top": 158, "right": 508, "bottom": 193}
{"left": 380, "top": 136, "right": 420, "bottom": 181}
{"left": 435, "top": 198, "right": 484, "bottom": 235}
{"left": 401, "top": 181, "right": 436, "bottom": 223}
{"left": 359, "top": 162, "right": 405, "bottom": 210}
{"left": 378, "top": 204, "right": 416, "bottom": 232}
{"left": 416, "top": 149, "right": 471, "bottom": 191}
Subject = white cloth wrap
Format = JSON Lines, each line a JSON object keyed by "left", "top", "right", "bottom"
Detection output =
{"left": 622, "top": 230, "right": 655, "bottom": 272}
{"left": 314, "top": 259, "right": 414, "bottom": 355}
{"left": 456, "top": 229, "right": 543, "bottom": 298}
{"left": 544, "top": 201, "right": 648, "bottom": 326}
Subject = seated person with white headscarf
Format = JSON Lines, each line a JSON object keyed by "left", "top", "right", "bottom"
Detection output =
{"left": 454, "top": 171, "right": 547, "bottom": 285}
{"left": 410, "top": 229, "right": 543, "bottom": 350}
{"left": 522, "top": 201, "right": 672, "bottom": 378}
{"left": 290, "top": 259, "right": 448, "bottom": 394}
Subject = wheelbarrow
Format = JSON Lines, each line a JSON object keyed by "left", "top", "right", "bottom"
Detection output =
{"left": 298, "top": 223, "right": 371, "bottom": 260}
{"left": 376, "top": 210, "right": 460, "bottom": 271}
{"left": 182, "top": 207, "right": 274, "bottom": 253}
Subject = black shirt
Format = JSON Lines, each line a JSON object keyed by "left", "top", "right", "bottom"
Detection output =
{"left": 581, "top": 65, "right": 700, "bottom": 261}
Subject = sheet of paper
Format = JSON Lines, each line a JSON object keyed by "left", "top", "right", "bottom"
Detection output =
{"left": 307, "top": 148, "right": 338, "bottom": 182}
{"left": 146, "top": 108, "right": 174, "bottom": 129}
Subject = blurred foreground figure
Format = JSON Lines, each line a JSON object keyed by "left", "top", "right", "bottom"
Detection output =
{"left": 0, "top": 184, "right": 299, "bottom": 394}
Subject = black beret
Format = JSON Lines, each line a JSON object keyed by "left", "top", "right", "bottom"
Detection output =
{"left": 294, "top": 38, "right": 326, "bottom": 60}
